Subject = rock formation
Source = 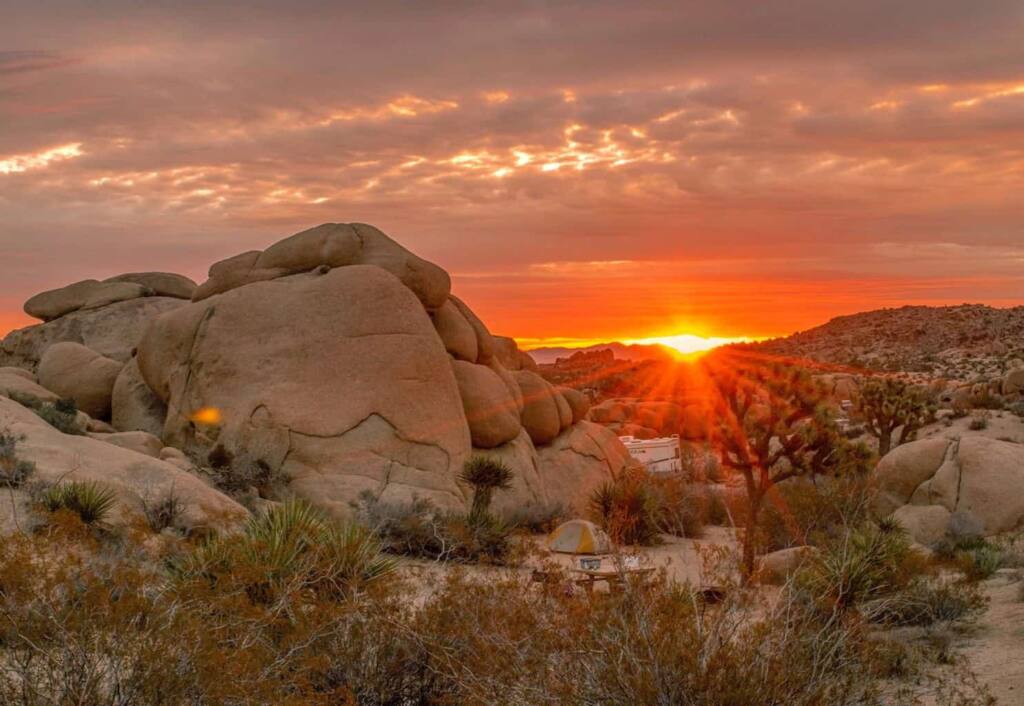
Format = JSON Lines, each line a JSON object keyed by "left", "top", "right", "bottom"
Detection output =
{"left": 874, "top": 435, "right": 1024, "bottom": 543}
{"left": 1, "top": 222, "right": 634, "bottom": 527}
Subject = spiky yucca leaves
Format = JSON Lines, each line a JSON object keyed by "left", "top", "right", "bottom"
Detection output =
{"left": 860, "top": 378, "right": 936, "bottom": 455}
{"left": 176, "top": 499, "right": 396, "bottom": 604}
{"left": 460, "top": 457, "right": 513, "bottom": 523}
{"left": 41, "top": 481, "right": 117, "bottom": 525}
{"left": 797, "top": 520, "right": 915, "bottom": 610}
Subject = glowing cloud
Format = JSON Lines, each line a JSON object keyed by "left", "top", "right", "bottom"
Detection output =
{"left": 0, "top": 143, "right": 83, "bottom": 175}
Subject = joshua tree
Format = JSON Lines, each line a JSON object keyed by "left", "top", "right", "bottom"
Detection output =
{"left": 859, "top": 378, "right": 936, "bottom": 456}
{"left": 460, "top": 457, "right": 514, "bottom": 523}
{"left": 707, "top": 358, "right": 864, "bottom": 578}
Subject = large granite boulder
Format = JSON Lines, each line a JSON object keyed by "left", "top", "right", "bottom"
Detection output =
{"left": 37, "top": 342, "right": 123, "bottom": 419}
{"left": 138, "top": 265, "right": 472, "bottom": 516}
{"left": 0, "top": 367, "right": 59, "bottom": 404}
{"left": 515, "top": 370, "right": 564, "bottom": 445}
{"left": 1003, "top": 368, "right": 1024, "bottom": 397}
{"left": 191, "top": 222, "right": 450, "bottom": 310}
{"left": 0, "top": 396, "right": 244, "bottom": 533}
{"left": 874, "top": 436, "right": 1024, "bottom": 536}
{"left": 451, "top": 360, "right": 521, "bottom": 448}
{"left": 535, "top": 422, "right": 637, "bottom": 513}
{"left": 24, "top": 279, "right": 151, "bottom": 322}
{"left": 104, "top": 272, "right": 197, "bottom": 300}
{"left": 1, "top": 296, "right": 188, "bottom": 368}
{"left": 111, "top": 357, "right": 167, "bottom": 437}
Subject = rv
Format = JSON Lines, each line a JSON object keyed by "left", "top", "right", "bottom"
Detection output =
{"left": 619, "top": 434, "right": 682, "bottom": 474}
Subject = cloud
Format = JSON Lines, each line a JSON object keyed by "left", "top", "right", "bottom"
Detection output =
{"left": 1, "top": 1, "right": 1023, "bottom": 339}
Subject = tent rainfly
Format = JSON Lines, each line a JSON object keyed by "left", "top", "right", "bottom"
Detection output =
{"left": 547, "top": 520, "right": 611, "bottom": 555}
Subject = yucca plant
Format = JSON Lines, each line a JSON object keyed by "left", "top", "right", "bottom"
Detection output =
{"left": 42, "top": 480, "right": 117, "bottom": 525}
{"left": 460, "top": 457, "right": 513, "bottom": 524}
{"left": 175, "top": 499, "right": 396, "bottom": 603}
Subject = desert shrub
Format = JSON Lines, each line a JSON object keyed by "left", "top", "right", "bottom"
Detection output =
{"left": 203, "top": 443, "right": 286, "bottom": 498}
{"left": 40, "top": 480, "right": 117, "bottom": 525}
{"left": 1008, "top": 400, "right": 1024, "bottom": 418}
{"left": 967, "top": 411, "right": 990, "bottom": 430}
{"left": 501, "top": 500, "right": 567, "bottom": 533}
{"left": 352, "top": 491, "right": 514, "bottom": 564}
{"left": 589, "top": 468, "right": 705, "bottom": 545}
{"left": 863, "top": 577, "right": 987, "bottom": 626}
{"left": 140, "top": 488, "right": 184, "bottom": 532}
{"left": 933, "top": 535, "right": 1006, "bottom": 581}
{"left": 0, "top": 430, "right": 35, "bottom": 488}
{"left": 26, "top": 397, "right": 85, "bottom": 435}
{"left": 757, "top": 475, "right": 874, "bottom": 553}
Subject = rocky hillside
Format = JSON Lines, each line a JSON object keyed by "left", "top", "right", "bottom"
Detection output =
{"left": 742, "top": 304, "right": 1024, "bottom": 379}
{"left": 1, "top": 222, "right": 635, "bottom": 533}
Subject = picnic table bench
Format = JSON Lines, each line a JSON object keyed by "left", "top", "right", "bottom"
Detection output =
{"left": 570, "top": 567, "right": 656, "bottom": 593}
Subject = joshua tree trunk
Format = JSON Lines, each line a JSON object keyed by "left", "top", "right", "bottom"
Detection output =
{"left": 878, "top": 430, "right": 892, "bottom": 457}
{"left": 740, "top": 473, "right": 765, "bottom": 581}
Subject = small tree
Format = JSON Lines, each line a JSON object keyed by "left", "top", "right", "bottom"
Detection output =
{"left": 859, "top": 378, "right": 936, "bottom": 456}
{"left": 460, "top": 457, "right": 513, "bottom": 523}
{"left": 708, "top": 359, "right": 862, "bottom": 578}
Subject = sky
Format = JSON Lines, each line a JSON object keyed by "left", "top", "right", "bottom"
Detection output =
{"left": 2, "top": 1, "right": 1023, "bottom": 348}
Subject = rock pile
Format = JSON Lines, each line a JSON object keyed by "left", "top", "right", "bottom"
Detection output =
{"left": 0, "top": 223, "right": 634, "bottom": 529}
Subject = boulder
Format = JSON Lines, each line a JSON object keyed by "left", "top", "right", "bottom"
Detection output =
{"left": 1003, "top": 368, "right": 1024, "bottom": 397}
{"left": 0, "top": 396, "right": 244, "bottom": 533}
{"left": 554, "top": 389, "right": 573, "bottom": 430}
{"left": 87, "top": 430, "right": 164, "bottom": 458}
{"left": 111, "top": 357, "right": 167, "bottom": 437}
{"left": 451, "top": 360, "right": 521, "bottom": 448}
{"left": 159, "top": 446, "right": 193, "bottom": 471}
{"left": 892, "top": 504, "right": 950, "bottom": 547}
{"left": 0, "top": 367, "right": 59, "bottom": 404}
{"left": 514, "top": 370, "right": 562, "bottom": 445}
{"left": 756, "top": 546, "right": 819, "bottom": 584}
{"left": 191, "top": 223, "right": 451, "bottom": 310}
{"left": 138, "top": 264, "right": 471, "bottom": 517}
{"left": 493, "top": 336, "right": 529, "bottom": 370}
{"left": 1, "top": 296, "right": 188, "bottom": 368}
{"left": 873, "top": 437, "right": 952, "bottom": 516}
{"left": 433, "top": 299, "right": 478, "bottom": 362}
{"left": 558, "top": 387, "right": 590, "bottom": 423}
{"left": 37, "top": 342, "right": 123, "bottom": 419}
{"left": 875, "top": 436, "right": 1024, "bottom": 536}
{"left": 536, "top": 421, "right": 636, "bottom": 513}
{"left": 105, "top": 272, "right": 197, "bottom": 300}
{"left": 476, "top": 429, "right": 548, "bottom": 515}
{"left": 450, "top": 296, "right": 495, "bottom": 364}
{"left": 24, "top": 279, "right": 152, "bottom": 322}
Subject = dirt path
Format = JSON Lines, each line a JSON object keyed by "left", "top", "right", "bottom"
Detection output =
{"left": 959, "top": 571, "right": 1024, "bottom": 703}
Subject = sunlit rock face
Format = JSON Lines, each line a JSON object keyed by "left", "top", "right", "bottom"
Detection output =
{"left": 129, "top": 222, "right": 631, "bottom": 517}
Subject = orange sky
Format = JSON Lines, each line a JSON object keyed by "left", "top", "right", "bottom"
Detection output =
{"left": 2, "top": 2, "right": 1023, "bottom": 346}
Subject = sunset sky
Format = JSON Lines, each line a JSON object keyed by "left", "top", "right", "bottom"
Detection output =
{"left": 2, "top": 1, "right": 1023, "bottom": 348}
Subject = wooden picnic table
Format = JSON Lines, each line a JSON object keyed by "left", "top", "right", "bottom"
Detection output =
{"left": 570, "top": 567, "right": 656, "bottom": 593}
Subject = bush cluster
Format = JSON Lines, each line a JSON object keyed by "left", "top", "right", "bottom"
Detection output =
{"left": 0, "top": 430, "right": 35, "bottom": 488}
{"left": 588, "top": 468, "right": 706, "bottom": 545}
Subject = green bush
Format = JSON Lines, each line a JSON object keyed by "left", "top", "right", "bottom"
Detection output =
{"left": 352, "top": 492, "right": 514, "bottom": 564}
{"left": 863, "top": 577, "right": 987, "bottom": 626}
{"left": 0, "top": 430, "right": 35, "bottom": 488}
{"left": 589, "top": 468, "right": 706, "bottom": 545}
{"left": 9, "top": 393, "right": 85, "bottom": 435}
{"left": 175, "top": 499, "right": 396, "bottom": 602}
{"left": 934, "top": 535, "right": 1006, "bottom": 581}
{"left": 757, "top": 475, "right": 873, "bottom": 553}
{"left": 501, "top": 500, "right": 567, "bottom": 534}
{"left": 796, "top": 520, "right": 915, "bottom": 610}
{"left": 41, "top": 480, "right": 117, "bottom": 525}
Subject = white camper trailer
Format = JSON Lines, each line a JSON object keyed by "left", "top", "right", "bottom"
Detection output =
{"left": 619, "top": 434, "right": 682, "bottom": 474}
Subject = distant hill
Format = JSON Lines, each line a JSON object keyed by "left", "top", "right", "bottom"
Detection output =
{"left": 739, "top": 304, "right": 1024, "bottom": 378}
{"left": 526, "top": 341, "right": 677, "bottom": 365}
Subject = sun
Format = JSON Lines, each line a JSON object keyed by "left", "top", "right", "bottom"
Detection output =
{"left": 626, "top": 333, "right": 756, "bottom": 357}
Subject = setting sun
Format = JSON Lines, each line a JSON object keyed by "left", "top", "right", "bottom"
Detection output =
{"left": 625, "top": 333, "right": 758, "bottom": 357}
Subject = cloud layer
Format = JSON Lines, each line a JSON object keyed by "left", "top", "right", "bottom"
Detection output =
{"left": 2, "top": 1, "right": 1023, "bottom": 341}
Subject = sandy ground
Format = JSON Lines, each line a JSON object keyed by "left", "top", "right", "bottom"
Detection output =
{"left": 957, "top": 571, "right": 1024, "bottom": 704}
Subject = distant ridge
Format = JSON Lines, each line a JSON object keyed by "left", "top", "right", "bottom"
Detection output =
{"left": 526, "top": 341, "right": 677, "bottom": 365}
{"left": 737, "top": 304, "right": 1024, "bottom": 374}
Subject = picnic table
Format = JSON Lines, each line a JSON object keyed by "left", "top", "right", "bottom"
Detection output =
{"left": 570, "top": 566, "right": 656, "bottom": 593}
